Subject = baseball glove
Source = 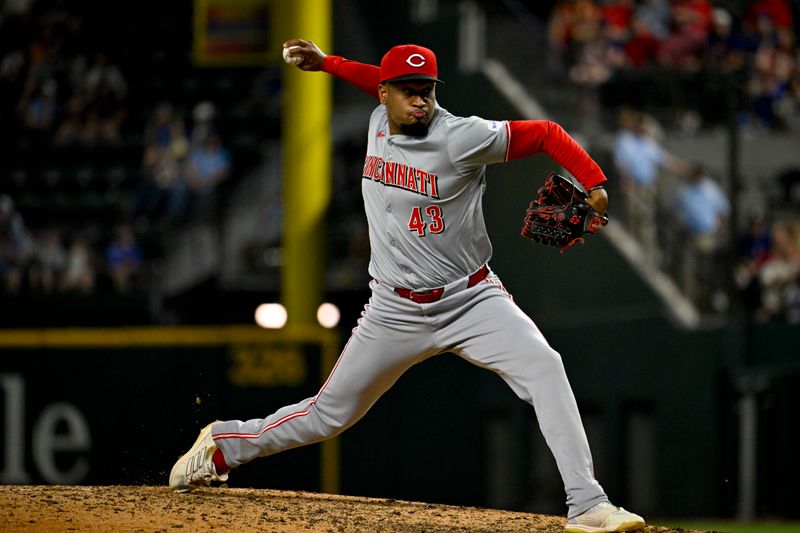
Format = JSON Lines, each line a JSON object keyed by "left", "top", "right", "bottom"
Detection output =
{"left": 521, "top": 173, "right": 608, "bottom": 252}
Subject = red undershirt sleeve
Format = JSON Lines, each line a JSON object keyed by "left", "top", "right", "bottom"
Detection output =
{"left": 322, "top": 55, "right": 381, "bottom": 100}
{"left": 507, "top": 120, "right": 607, "bottom": 190}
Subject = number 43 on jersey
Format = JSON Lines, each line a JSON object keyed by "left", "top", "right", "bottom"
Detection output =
{"left": 408, "top": 205, "right": 445, "bottom": 236}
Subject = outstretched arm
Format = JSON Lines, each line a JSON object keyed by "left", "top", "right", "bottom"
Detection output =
{"left": 283, "top": 38, "right": 380, "bottom": 100}
{"left": 507, "top": 120, "right": 608, "bottom": 213}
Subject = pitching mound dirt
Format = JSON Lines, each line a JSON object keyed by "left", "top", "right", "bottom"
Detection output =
{"left": 0, "top": 485, "right": 705, "bottom": 532}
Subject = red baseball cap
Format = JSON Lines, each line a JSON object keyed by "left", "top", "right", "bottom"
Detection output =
{"left": 379, "top": 44, "right": 444, "bottom": 84}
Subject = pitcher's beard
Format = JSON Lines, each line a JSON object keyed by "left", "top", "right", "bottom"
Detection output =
{"left": 399, "top": 121, "right": 429, "bottom": 137}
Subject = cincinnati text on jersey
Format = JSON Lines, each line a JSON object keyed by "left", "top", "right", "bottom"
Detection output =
{"left": 362, "top": 155, "right": 440, "bottom": 199}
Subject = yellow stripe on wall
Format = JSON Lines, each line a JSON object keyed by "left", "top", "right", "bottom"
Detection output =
{"left": 0, "top": 324, "right": 337, "bottom": 349}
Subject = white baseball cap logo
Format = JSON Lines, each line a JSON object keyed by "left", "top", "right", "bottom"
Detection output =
{"left": 406, "top": 53, "right": 426, "bottom": 68}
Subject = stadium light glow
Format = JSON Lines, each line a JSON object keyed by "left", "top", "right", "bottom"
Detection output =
{"left": 254, "top": 303, "right": 288, "bottom": 329}
{"left": 316, "top": 303, "right": 340, "bottom": 329}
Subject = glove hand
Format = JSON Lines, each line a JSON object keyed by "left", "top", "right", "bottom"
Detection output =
{"left": 521, "top": 174, "right": 608, "bottom": 253}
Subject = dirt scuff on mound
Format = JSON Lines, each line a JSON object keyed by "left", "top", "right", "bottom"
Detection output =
{"left": 0, "top": 485, "right": 704, "bottom": 532}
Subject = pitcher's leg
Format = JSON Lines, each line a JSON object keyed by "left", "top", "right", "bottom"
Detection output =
{"left": 213, "top": 288, "right": 434, "bottom": 468}
{"left": 449, "top": 287, "right": 607, "bottom": 517}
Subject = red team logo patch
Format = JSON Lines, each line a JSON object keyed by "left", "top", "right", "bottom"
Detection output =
{"left": 405, "top": 53, "right": 426, "bottom": 67}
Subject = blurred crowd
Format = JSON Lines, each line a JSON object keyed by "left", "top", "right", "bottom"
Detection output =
{"left": 0, "top": 1, "right": 233, "bottom": 296}
{"left": 610, "top": 103, "right": 800, "bottom": 321}
{"left": 549, "top": 0, "right": 800, "bottom": 131}
{"left": 0, "top": 1, "right": 138, "bottom": 295}
{"left": 134, "top": 100, "right": 232, "bottom": 224}
{"left": 0, "top": 0, "right": 128, "bottom": 143}
{"left": 573, "top": 1, "right": 800, "bottom": 322}
{"left": 735, "top": 211, "right": 800, "bottom": 322}
{"left": 0, "top": 193, "right": 143, "bottom": 294}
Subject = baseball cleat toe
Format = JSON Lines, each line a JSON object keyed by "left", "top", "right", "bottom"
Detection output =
{"left": 565, "top": 501, "right": 645, "bottom": 532}
{"left": 169, "top": 422, "right": 229, "bottom": 492}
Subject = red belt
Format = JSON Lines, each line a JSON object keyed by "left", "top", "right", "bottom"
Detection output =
{"left": 394, "top": 265, "right": 489, "bottom": 304}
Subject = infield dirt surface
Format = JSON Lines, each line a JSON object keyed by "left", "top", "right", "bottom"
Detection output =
{"left": 0, "top": 485, "right": 709, "bottom": 532}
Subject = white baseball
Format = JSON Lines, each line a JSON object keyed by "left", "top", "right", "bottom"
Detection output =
{"left": 283, "top": 46, "right": 302, "bottom": 65}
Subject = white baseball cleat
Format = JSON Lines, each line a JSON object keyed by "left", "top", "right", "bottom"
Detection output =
{"left": 565, "top": 501, "right": 646, "bottom": 532}
{"left": 169, "top": 422, "right": 229, "bottom": 492}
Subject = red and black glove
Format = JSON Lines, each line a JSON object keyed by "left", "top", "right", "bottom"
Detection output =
{"left": 521, "top": 173, "right": 608, "bottom": 253}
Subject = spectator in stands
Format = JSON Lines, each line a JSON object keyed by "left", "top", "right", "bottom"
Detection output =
{"left": 624, "top": 12, "right": 662, "bottom": 68}
{"left": 180, "top": 131, "right": 232, "bottom": 216}
{"left": 600, "top": 0, "right": 634, "bottom": 45}
{"left": 673, "top": 165, "right": 730, "bottom": 245}
{"left": 657, "top": 0, "right": 713, "bottom": 70}
{"left": 672, "top": 165, "right": 731, "bottom": 309}
{"left": 633, "top": 0, "right": 671, "bottom": 41}
{"left": 17, "top": 24, "right": 64, "bottom": 113}
{"left": 145, "top": 102, "right": 179, "bottom": 151}
{"left": 189, "top": 100, "right": 217, "bottom": 148}
{"left": 15, "top": 4, "right": 85, "bottom": 134}
{"left": 136, "top": 102, "right": 190, "bottom": 221}
{"left": 705, "top": 7, "right": 748, "bottom": 72}
{"left": 105, "top": 224, "right": 142, "bottom": 293}
{"left": 60, "top": 231, "right": 95, "bottom": 293}
{"left": 748, "top": 25, "right": 797, "bottom": 129}
{"left": 740, "top": 1, "right": 799, "bottom": 130}
{"left": 82, "top": 52, "right": 127, "bottom": 142}
{"left": 545, "top": 0, "right": 798, "bottom": 134}
{"left": 672, "top": 0, "right": 713, "bottom": 34}
{"left": 547, "top": 0, "right": 603, "bottom": 69}
{"left": 20, "top": 76, "right": 58, "bottom": 132}
{"left": 0, "top": 195, "right": 32, "bottom": 294}
{"left": 739, "top": 212, "right": 774, "bottom": 265}
{"left": 27, "top": 227, "right": 66, "bottom": 293}
{"left": 746, "top": 0, "right": 794, "bottom": 43}
{"left": 735, "top": 212, "right": 773, "bottom": 313}
{"left": 565, "top": 1, "right": 630, "bottom": 117}
{"left": 756, "top": 218, "right": 800, "bottom": 321}
{"left": 613, "top": 107, "right": 690, "bottom": 260}
{"left": 568, "top": 34, "right": 624, "bottom": 88}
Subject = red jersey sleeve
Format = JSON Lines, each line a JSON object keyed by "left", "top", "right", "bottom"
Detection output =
{"left": 322, "top": 55, "right": 380, "bottom": 100}
{"left": 507, "top": 120, "right": 607, "bottom": 190}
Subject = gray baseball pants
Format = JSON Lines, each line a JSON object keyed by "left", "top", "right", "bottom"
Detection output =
{"left": 212, "top": 268, "right": 608, "bottom": 517}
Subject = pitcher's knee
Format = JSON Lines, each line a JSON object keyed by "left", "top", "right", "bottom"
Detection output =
{"left": 512, "top": 343, "right": 567, "bottom": 383}
{"left": 540, "top": 347, "right": 566, "bottom": 374}
{"left": 312, "top": 403, "right": 360, "bottom": 438}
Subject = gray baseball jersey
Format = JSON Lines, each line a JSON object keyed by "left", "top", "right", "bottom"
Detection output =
{"left": 362, "top": 104, "right": 505, "bottom": 290}
{"left": 211, "top": 102, "right": 608, "bottom": 518}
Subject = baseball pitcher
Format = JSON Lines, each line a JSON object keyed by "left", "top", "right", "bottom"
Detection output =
{"left": 169, "top": 39, "right": 645, "bottom": 533}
